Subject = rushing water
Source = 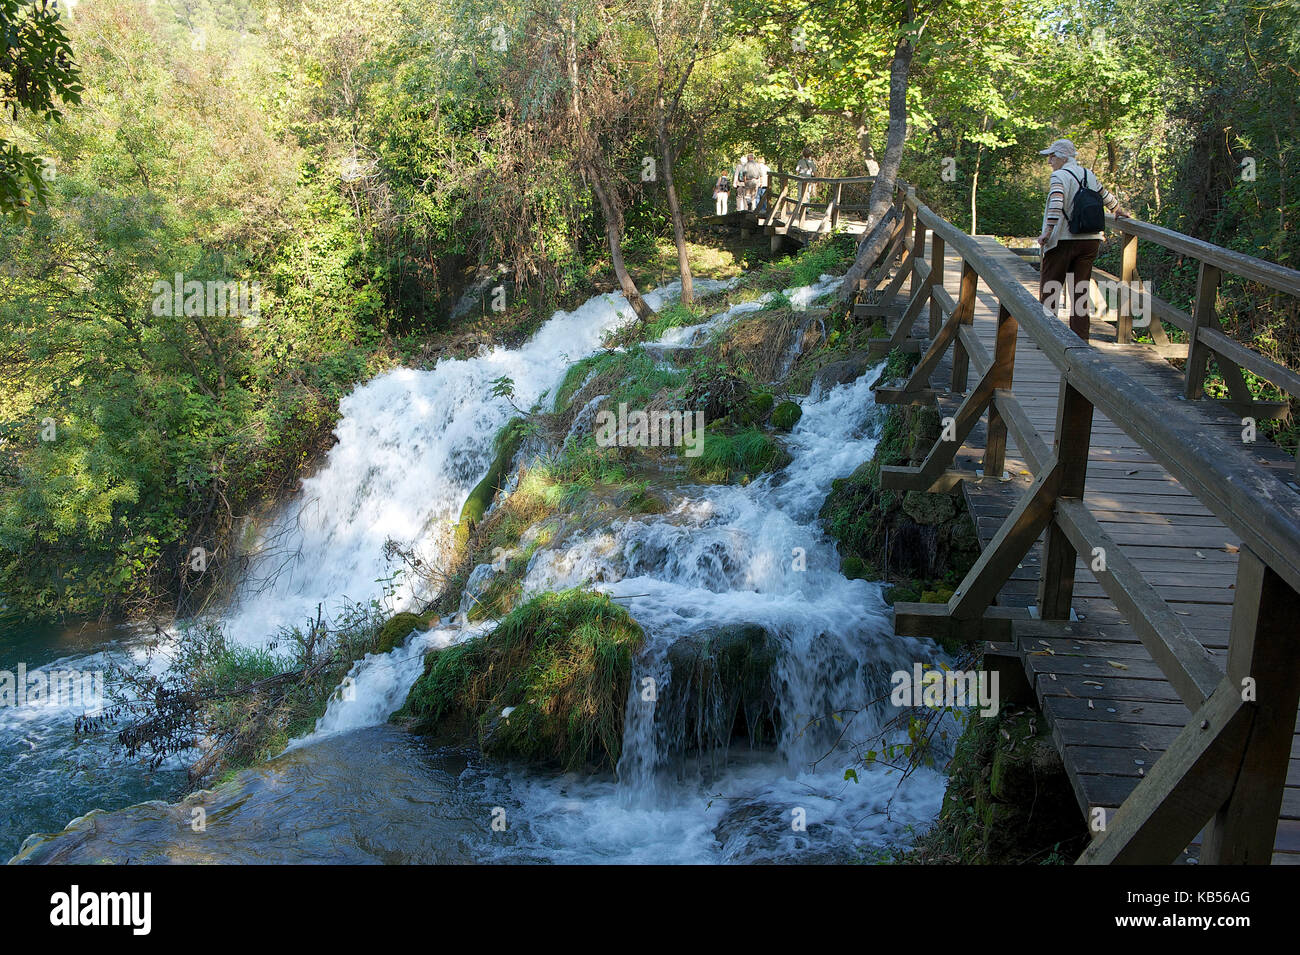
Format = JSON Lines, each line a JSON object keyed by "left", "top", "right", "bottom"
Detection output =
{"left": 8, "top": 276, "right": 950, "bottom": 864}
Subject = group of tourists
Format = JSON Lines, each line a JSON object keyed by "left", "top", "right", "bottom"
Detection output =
{"left": 713, "top": 153, "right": 767, "bottom": 215}
{"left": 708, "top": 137, "right": 1128, "bottom": 345}
{"left": 713, "top": 149, "right": 821, "bottom": 216}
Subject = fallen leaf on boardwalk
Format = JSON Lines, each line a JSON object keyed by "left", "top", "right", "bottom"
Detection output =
{"left": 1224, "top": 544, "right": 1239, "bottom": 553}
{"left": 1195, "top": 551, "right": 1206, "bottom": 559}
{"left": 1107, "top": 660, "right": 1128, "bottom": 670}
{"left": 1049, "top": 673, "right": 1058, "bottom": 681}
{"left": 1126, "top": 469, "right": 1139, "bottom": 475}
{"left": 1083, "top": 680, "right": 1104, "bottom": 687}
{"left": 1087, "top": 699, "right": 1095, "bottom": 709}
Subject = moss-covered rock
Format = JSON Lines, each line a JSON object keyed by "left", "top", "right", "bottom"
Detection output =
{"left": 908, "top": 706, "right": 1087, "bottom": 864}
{"left": 770, "top": 400, "right": 802, "bottom": 432}
{"left": 840, "top": 555, "right": 872, "bottom": 580}
{"left": 395, "top": 589, "right": 644, "bottom": 772}
{"left": 820, "top": 404, "right": 978, "bottom": 583}
{"left": 736, "top": 390, "right": 774, "bottom": 426}
{"left": 376, "top": 612, "right": 425, "bottom": 653}
{"left": 902, "top": 488, "right": 958, "bottom": 525}
{"left": 454, "top": 418, "right": 530, "bottom": 549}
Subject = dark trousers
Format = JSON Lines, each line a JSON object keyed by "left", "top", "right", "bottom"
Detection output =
{"left": 1039, "top": 238, "right": 1101, "bottom": 339}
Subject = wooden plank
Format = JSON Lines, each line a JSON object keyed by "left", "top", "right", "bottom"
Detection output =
{"left": 1078, "top": 683, "right": 1250, "bottom": 864}
{"left": 1054, "top": 498, "right": 1223, "bottom": 707}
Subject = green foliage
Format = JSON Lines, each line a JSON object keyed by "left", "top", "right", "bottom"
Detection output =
{"left": 688, "top": 427, "right": 790, "bottom": 483}
{"left": 397, "top": 589, "right": 644, "bottom": 771}
{"left": 0, "top": 0, "right": 83, "bottom": 218}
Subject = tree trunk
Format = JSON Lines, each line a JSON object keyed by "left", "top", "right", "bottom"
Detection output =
{"left": 836, "top": 23, "right": 916, "bottom": 304}
{"left": 657, "top": 89, "right": 694, "bottom": 305}
{"left": 587, "top": 162, "right": 656, "bottom": 321}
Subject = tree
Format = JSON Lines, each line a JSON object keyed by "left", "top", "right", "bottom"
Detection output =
{"left": 643, "top": 0, "right": 718, "bottom": 305}
{"left": 0, "top": 0, "right": 82, "bottom": 218}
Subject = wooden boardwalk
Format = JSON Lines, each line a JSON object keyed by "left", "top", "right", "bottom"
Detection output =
{"left": 919, "top": 237, "right": 1300, "bottom": 863}
{"left": 855, "top": 186, "right": 1300, "bottom": 864}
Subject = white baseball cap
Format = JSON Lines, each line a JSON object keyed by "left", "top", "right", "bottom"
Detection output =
{"left": 1039, "top": 139, "right": 1077, "bottom": 159}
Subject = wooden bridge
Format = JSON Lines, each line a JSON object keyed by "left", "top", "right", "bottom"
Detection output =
{"left": 852, "top": 183, "right": 1300, "bottom": 864}
{"left": 749, "top": 172, "right": 875, "bottom": 248}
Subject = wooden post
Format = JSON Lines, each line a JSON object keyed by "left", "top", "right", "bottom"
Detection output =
{"left": 909, "top": 209, "right": 925, "bottom": 298}
{"left": 1117, "top": 230, "right": 1138, "bottom": 344}
{"left": 982, "top": 304, "right": 1017, "bottom": 480}
{"left": 830, "top": 181, "right": 843, "bottom": 233}
{"left": 929, "top": 234, "right": 945, "bottom": 337}
{"left": 950, "top": 261, "right": 978, "bottom": 393}
{"left": 1037, "top": 375, "right": 1094, "bottom": 619}
{"left": 1200, "top": 546, "right": 1300, "bottom": 864}
{"left": 1184, "top": 261, "right": 1221, "bottom": 399}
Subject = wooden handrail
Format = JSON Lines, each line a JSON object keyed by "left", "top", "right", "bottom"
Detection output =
{"left": 1110, "top": 214, "right": 1300, "bottom": 298}
{"left": 876, "top": 180, "right": 1300, "bottom": 865}
{"left": 905, "top": 195, "right": 1300, "bottom": 593}
{"left": 769, "top": 172, "right": 876, "bottom": 185}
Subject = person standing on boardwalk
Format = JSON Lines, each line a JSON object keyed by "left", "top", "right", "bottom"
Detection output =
{"left": 1036, "top": 138, "right": 1129, "bottom": 339}
{"left": 713, "top": 172, "right": 731, "bottom": 216}
{"left": 741, "top": 154, "right": 762, "bottom": 212}
{"left": 756, "top": 156, "right": 771, "bottom": 210}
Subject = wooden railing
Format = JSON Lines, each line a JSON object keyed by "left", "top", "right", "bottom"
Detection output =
{"left": 761, "top": 172, "right": 875, "bottom": 237}
{"left": 867, "top": 183, "right": 1300, "bottom": 864}
{"left": 1011, "top": 220, "right": 1300, "bottom": 474}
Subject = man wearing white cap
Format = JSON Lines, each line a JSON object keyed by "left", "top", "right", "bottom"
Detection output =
{"left": 1036, "top": 138, "right": 1129, "bottom": 339}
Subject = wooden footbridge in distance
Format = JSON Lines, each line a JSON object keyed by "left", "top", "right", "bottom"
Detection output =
{"left": 810, "top": 176, "right": 1300, "bottom": 864}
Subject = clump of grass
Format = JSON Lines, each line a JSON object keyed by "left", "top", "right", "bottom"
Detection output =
{"left": 688, "top": 428, "right": 791, "bottom": 483}
{"left": 396, "top": 589, "right": 644, "bottom": 771}
{"left": 554, "top": 347, "right": 686, "bottom": 417}
{"left": 603, "top": 300, "right": 711, "bottom": 348}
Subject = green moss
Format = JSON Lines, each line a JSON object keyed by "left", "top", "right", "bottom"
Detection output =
{"left": 455, "top": 418, "right": 530, "bottom": 548}
{"left": 841, "top": 556, "right": 873, "bottom": 580}
{"left": 770, "top": 400, "right": 802, "bottom": 431}
{"left": 555, "top": 347, "right": 687, "bottom": 414}
{"left": 740, "top": 390, "right": 775, "bottom": 425}
{"left": 906, "top": 707, "right": 1087, "bottom": 864}
{"left": 376, "top": 612, "right": 425, "bottom": 653}
{"left": 395, "top": 589, "right": 644, "bottom": 772}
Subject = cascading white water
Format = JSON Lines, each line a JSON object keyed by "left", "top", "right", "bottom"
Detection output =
{"left": 10, "top": 272, "right": 953, "bottom": 864}
{"left": 285, "top": 273, "right": 950, "bottom": 861}
{"left": 219, "top": 280, "right": 729, "bottom": 647}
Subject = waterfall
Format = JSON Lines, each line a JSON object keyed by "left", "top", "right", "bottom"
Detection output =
{"left": 10, "top": 274, "right": 952, "bottom": 864}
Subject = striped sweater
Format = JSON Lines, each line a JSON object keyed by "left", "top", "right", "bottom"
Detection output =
{"left": 1041, "top": 161, "right": 1121, "bottom": 251}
